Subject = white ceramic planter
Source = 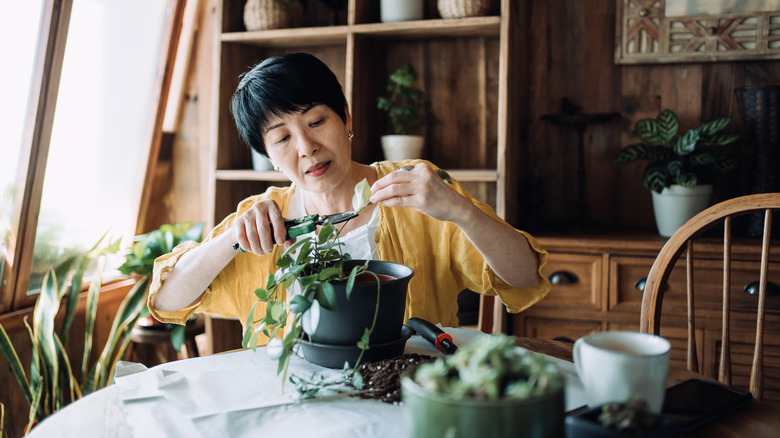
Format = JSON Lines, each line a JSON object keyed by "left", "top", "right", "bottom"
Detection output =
{"left": 381, "top": 135, "right": 425, "bottom": 161}
{"left": 380, "top": 0, "right": 424, "bottom": 22}
{"left": 651, "top": 184, "right": 713, "bottom": 238}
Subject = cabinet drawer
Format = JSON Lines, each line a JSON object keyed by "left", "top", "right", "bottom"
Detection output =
{"left": 610, "top": 257, "right": 780, "bottom": 317}
{"left": 538, "top": 252, "right": 602, "bottom": 311}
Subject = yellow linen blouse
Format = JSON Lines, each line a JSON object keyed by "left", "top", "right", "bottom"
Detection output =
{"left": 148, "top": 160, "right": 550, "bottom": 344}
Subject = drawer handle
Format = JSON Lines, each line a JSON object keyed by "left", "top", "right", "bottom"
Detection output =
{"left": 549, "top": 270, "right": 578, "bottom": 285}
{"left": 635, "top": 277, "right": 668, "bottom": 292}
{"left": 744, "top": 281, "right": 780, "bottom": 297}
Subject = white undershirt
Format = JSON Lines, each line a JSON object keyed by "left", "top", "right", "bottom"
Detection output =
{"left": 287, "top": 188, "right": 380, "bottom": 260}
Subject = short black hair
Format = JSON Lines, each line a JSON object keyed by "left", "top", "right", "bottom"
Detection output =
{"left": 230, "top": 53, "right": 347, "bottom": 156}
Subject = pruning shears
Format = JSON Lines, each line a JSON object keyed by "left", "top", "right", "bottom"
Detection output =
{"left": 233, "top": 211, "right": 359, "bottom": 250}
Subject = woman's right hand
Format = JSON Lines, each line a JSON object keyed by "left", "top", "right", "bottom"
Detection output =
{"left": 232, "top": 199, "right": 290, "bottom": 254}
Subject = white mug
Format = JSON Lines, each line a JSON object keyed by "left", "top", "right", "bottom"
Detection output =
{"left": 573, "top": 331, "right": 670, "bottom": 412}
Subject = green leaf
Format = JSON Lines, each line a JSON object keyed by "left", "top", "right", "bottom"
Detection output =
{"left": 317, "top": 267, "right": 341, "bottom": 281}
{"left": 345, "top": 267, "right": 359, "bottom": 300}
{"left": 318, "top": 223, "right": 336, "bottom": 245}
{"left": 242, "top": 302, "right": 259, "bottom": 349}
{"left": 689, "top": 151, "right": 718, "bottom": 166}
{"left": 289, "top": 295, "right": 312, "bottom": 314}
{"left": 316, "top": 282, "right": 337, "bottom": 311}
{"left": 701, "top": 132, "right": 739, "bottom": 146}
{"left": 698, "top": 117, "right": 730, "bottom": 135}
{"left": 672, "top": 129, "right": 700, "bottom": 156}
{"left": 267, "top": 301, "right": 284, "bottom": 323}
{"left": 643, "top": 163, "right": 670, "bottom": 193}
{"left": 254, "top": 288, "right": 270, "bottom": 301}
{"left": 635, "top": 118, "right": 663, "bottom": 146}
{"left": 170, "top": 325, "right": 185, "bottom": 352}
{"left": 709, "top": 155, "right": 738, "bottom": 173}
{"left": 655, "top": 109, "right": 679, "bottom": 144}
{"left": 0, "top": 323, "right": 32, "bottom": 405}
{"left": 675, "top": 172, "right": 698, "bottom": 186}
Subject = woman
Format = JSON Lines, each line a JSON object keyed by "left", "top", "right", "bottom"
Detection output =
{"left": 148, "top": 53, "right": 549, "bottom": 343}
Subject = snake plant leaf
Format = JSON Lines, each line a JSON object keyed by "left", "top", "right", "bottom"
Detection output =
{"left": 81, "top": 258, "right": 103, "bottom": 390}
{"left": 34, "top": 270, "right": 61, "bottom": 412}
{"left": 0, "top": 323, "right": 32, "bottom": 404}
{"left": 699, "top": 117, "right": 731, "bottom": 135}
{"left": 643, "top": 163, "right": 670, "bottom": 193}
{"left": 54, "top": 334, "right": 81, "bottom": 403}
{"left": 672, "top": 129, "right": 700, "bottom": 156}
{"left": 656, "top": 109, "right": 680, "bottom": 143}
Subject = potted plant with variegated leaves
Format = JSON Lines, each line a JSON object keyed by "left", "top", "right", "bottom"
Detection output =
{"left": 243, "top": 179, "right": 414, "bottom": 395}
{"left": 616, "top": 109, "right": 739, "bottom": 237}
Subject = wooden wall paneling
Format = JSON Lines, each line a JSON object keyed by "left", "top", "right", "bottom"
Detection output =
{"left": 349, "top": 35, "right": 385, "bottom": 165}
{"left": 581, "top": 0, "right": 623, "bottom": 229}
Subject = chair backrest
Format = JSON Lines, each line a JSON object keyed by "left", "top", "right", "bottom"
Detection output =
{"left": 640, "top": 193, "right": 780, "bottom": 400}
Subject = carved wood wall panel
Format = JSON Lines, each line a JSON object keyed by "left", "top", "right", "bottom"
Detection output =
{"left": 616, "top": 0, "right": 780, "bottom": 64}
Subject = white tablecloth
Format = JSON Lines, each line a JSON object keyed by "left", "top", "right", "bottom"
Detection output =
{"left": 28, "top": 328, "right": 586, "bottom": 437}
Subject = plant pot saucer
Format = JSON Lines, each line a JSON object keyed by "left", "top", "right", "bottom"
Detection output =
{"left": 299, "top": 325, "right": 412, "bottom": 369}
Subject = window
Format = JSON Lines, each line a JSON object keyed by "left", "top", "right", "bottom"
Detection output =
{"left": 1, "top": 0, "right": 182, "bottom": 312}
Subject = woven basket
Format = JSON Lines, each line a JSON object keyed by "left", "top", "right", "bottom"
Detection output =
{"left": 437, "top": 0, "right": 493, "bottom": 19}
{"left": 244, "top": 0, "right": 304, "bottom": 31}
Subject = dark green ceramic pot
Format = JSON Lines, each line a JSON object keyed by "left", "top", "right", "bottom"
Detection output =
{"left": 401, "top": 376, "right": 565, "bottom": 438}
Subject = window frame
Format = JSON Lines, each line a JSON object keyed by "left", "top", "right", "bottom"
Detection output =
{"left": 1, "top": 0, "right": 184, "bottom": 313}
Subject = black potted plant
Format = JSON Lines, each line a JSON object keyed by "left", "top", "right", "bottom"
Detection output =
{"left": 377, "top": 62, "right": 434, "bottom": 161}
{"left": 242, "top": 179, "right": 414, "bottom": 376}
{"left": 616, "top": 109, "right": 738, "bottom": 237}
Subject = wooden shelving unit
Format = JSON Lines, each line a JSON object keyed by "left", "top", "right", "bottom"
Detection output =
{"left": 208, "top": 0, "right": 524, "bottom": 231}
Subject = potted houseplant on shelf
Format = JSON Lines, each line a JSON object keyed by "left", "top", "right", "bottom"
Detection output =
{"left": 401, "top": 334, "right": 565, "bottom": 438}
{"left": 377, "top": 62, "right": 434, "bottom": 162}
{"left": 243, "top": 179, "right": 414, "bottom": 378}
{"left": 616, "top": 109, "right": 738, "bottom": 237}
{"left": 243, "top": 0, "right": 304, "bottom": 31}
{"left": 380, "top": 0, "right": 424, "bottom": 23}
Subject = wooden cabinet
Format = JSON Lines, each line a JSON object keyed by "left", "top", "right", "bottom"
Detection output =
{"left": 208, "top": 0, "right": 525, "bottom": 229}
{"left": 516, "top": 234, "right": 780, "bottom": 401}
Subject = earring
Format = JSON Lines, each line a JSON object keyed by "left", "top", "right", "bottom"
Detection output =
{"left": 348, "top": 130, "right": 354, "bottom": 141}
{"left": 270, "top": 161, "right": 280, "bottom": 172}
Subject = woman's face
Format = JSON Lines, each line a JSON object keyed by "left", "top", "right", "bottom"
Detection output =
{"left": 263, "top": 103, "right": 353, "bottom": 194}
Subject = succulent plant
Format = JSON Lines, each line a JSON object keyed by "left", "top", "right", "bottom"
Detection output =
{"left": 412, "top": 334, "right": 563, "bottom": 401}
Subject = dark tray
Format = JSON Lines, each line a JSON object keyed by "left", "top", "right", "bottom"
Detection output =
{"left": 299, "top": 325, "right": 412, "bottom": 369}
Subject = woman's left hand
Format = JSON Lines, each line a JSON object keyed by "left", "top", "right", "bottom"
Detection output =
{"left": 369, "top": 163, "right": 473, "bottom": 222}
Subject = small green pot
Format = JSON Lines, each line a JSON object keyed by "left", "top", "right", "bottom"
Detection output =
{"left": 401, "top": 376, "right": 565, "bottom": 438}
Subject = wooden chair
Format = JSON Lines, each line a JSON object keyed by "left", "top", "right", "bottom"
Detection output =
{"left": 641, "top": 193, "right": 780, "bottom": 400}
